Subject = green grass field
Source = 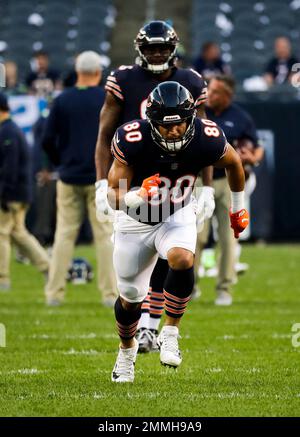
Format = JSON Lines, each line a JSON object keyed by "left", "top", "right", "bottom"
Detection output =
{"left": 0, "top": 244, "right": 300, "bottom": 417}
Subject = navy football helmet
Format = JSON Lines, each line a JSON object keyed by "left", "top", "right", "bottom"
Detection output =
{"left": 134, "top": 21, "right": 179, "bottom": 74}
{"left": 67, "top": 258, "right": 93, "bottom": 284}
{"left": 146, "top": 81, "right": 196, "bottom": 153}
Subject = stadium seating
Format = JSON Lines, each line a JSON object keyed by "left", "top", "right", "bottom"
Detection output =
{"left": 191, "top": 0, "right": 300, "bottom": 82}
{"left": 0, "top": 0, "right": 116, "bottom": 78}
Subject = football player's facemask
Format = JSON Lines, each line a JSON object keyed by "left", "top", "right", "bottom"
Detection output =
{"left": 134, "top": 20, "right": 179, "bottom": 74}
{"left": 146, "top": 81, "right": 196, "bottom": 153}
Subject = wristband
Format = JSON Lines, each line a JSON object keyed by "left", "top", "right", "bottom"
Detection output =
{"left": 231, "top": 191, "right": 245, "bottom": 213}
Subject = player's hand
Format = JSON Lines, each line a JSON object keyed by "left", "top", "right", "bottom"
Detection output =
{"left": 139, "top": 174, "right": 161, "bottom": 199}
{"left": 230, "top": 208, "right": 249, "bottom": 238}
{"left": 95, "top": 179, "right": 114, "bottom": 222}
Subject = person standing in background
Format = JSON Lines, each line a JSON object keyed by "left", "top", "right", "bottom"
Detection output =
{"left": 195, "top": 75, "right": 264, "bottom": 306}
{"left": 0, "top": 92, "right": 49, "bottom": 291}
{"left": 42, "top": 51, "right": 117, "bottom": 307}
{"left": 193, "top": 42, "right": 231, "bottom": 81}
{"left": 26, "top": 51, "right": 61, "bottom": 96}
{"left": 264, "top": 36, "right": 298, "bottom": 86}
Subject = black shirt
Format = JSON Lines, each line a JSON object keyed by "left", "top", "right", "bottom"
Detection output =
{"left": 0, "top": 118, "right": 32, "bottom": 203}
{"left": 26, "top": 69, "right": 60, "bottom": 95}
{"left": 193, "top": 57, "right": 230, "bottom": 80}
{"left": 42, "top": 86, "right": 105, "bottom": 185}
{"left": 206, "top": 103, "right": 258, "bottom": 179}
{"left": 265, "top": 56, "right": 298, "bottom": 84}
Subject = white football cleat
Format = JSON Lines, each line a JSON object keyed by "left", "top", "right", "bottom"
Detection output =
{"left": 215, "top": 291, "right": 232, "bottom": 306}
{"left": 111, "top": 338, "right": 138, "bottom": 383}
{"left": 157, "top": 326, "right": 182, "bottom": 368}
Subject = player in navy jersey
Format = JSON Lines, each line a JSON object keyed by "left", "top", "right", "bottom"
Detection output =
{"left": 107, "top": 81, "right": 249, "bottom": 382}
{"left": 94, "top": 21, "right": 215, "bottom": 352}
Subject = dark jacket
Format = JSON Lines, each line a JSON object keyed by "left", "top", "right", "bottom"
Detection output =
{"left": 42, "top": 86, "right": 105, "bottom": 185}
{"left": 0, "top": 118, "right": 32, "bottom": 203}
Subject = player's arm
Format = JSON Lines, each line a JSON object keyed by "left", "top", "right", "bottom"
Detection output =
{"left": 214, "top": 143, "right": 249, "bottom": 238}
{"left": 196, "top": 105, "right": 213, "bottom": 185}
{"left": 195, "top": 87, "right": 213, "bottom": 185}
{"left": 214, "top": 143, "right": 245, "bottom": 190}
{"left": 108, "top": 159, "right": 161, "bottom": 211}
{"left": 195, "top": 106, "right": 215, "bottom": 217}
{"left": 95, "top": 92, "right": 123, "bottom": 180}
{"left": 107, "top": 159, "right": 134, "bottom": 210}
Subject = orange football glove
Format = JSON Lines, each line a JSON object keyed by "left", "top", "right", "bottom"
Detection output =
{"left": 139, "top": 174, "right": 161, "bottom": 199}
{"left": 230, "top": 208, "right": 249, "bottom": 239}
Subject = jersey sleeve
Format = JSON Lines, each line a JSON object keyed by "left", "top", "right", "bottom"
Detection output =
{"left": 188, "top": 69, "right": 208, "bottom": 107}
{"left": 105, "top": 69, "right": 124, "bottom": 101}
{"left": 200, "top": 119, "right": 228, "bottom": 164}
{"left": 111, "top": 122, "right": 142, "bottom": 166}
{"left": 105, "top": 66, "right": 134, "bottom": 102}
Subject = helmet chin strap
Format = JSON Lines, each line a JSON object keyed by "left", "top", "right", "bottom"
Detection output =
{"left": 150, "top": 118, "right": 195, "bottom": 153}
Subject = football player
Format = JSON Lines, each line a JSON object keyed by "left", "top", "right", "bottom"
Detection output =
{"left": 95, "top": 20, "right": 214, "bottom": 352}
{"left": 107, "top": 81, "right": 249, "bottom": 382}
{"left": 194, "top": 75, "right": 264, "bottom": 306}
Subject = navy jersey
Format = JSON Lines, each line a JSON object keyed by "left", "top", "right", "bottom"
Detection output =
{"left": 206, "top": 103, "right": 258, "bottom": 179}
{"left": 105, "top": 65, "right": 207, "bottom": 124}
{"left": 111, "top": 118, "right": 227, "bottom": 225}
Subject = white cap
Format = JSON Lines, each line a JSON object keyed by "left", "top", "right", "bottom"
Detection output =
{"left": 75, "top": 51, "right": 102, "bottom": 73}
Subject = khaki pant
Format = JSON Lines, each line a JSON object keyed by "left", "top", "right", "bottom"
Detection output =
{"left": 45, "top": 180, "right": 117, "bottom": 303}
{"left": 0, "top": 202, "right": 49, "bottom": 286}
{"left": 194, "top": 178, "right": 236, "bottom": 293}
